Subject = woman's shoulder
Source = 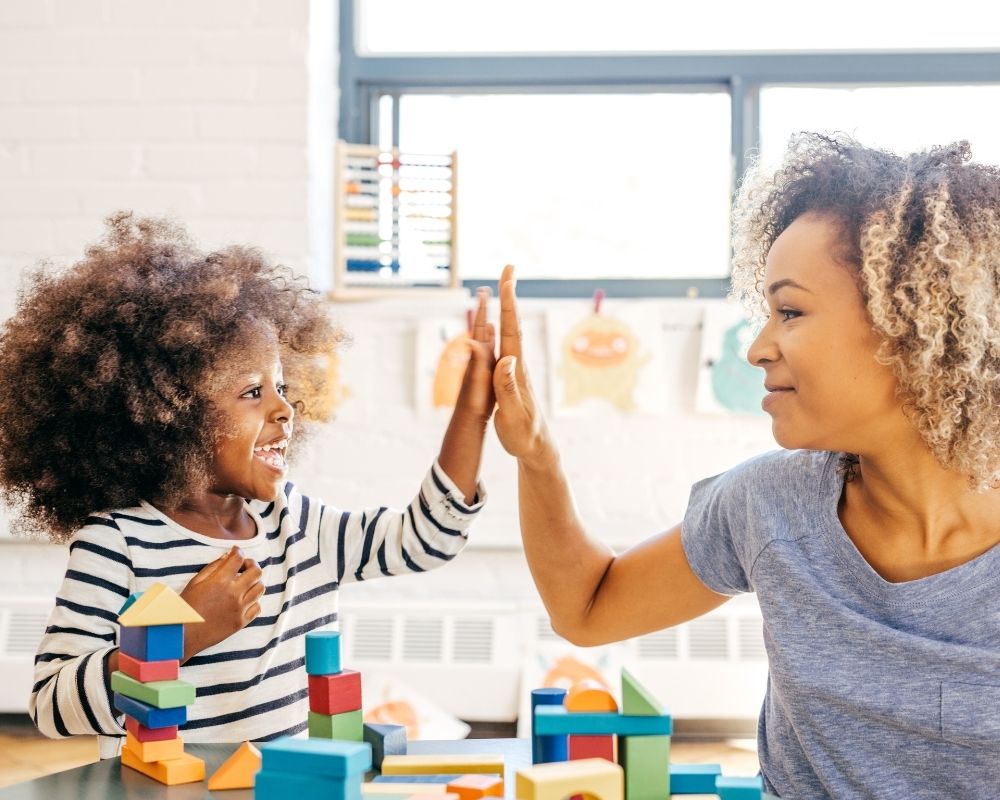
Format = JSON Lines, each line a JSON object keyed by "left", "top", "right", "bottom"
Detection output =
{"left": 696, "top": 448, "right": 839, "bottom": 502}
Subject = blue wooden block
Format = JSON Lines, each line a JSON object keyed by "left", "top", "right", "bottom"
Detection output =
{"left": 260, "top": 735, "right": 371, "bottom": 778}
{"left": 305, "top": 631, "right": 342, "bottom": 675}
{"left": 112, "top": 692, "right": 186, "bottom": 729}
{"left": 255, "top": 769, "right": 361, "bottom": 800}
{"left": 371, "top": 774, "right": 462, "bottom": 783}
{"left": 533, "top": 706, "right": 673, "bottom": 736}
{"left": 118, "top": 623, "right": 183, "bottom": 662}
{"left": 363, "top": 722, "right": 407, "bottom": 770}
{"left": 670, "top": 763, "right": 722, "bottom": 794}
{"left": 716, "top": 774, "right": 764, "bottom": 799}
{"left": 531, "top": 687, "right": 568, "bottom": 764}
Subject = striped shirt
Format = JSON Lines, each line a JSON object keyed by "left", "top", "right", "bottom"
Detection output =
{"left": 30, "top": 462, "right": 483, "bottom": 756}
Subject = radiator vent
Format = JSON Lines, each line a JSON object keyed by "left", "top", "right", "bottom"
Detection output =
{"left": 6, "top": 610, "right": 48, "bottom": 655}
{"left": 535, "top": 616, "right": 560, "bottom": 642}
{"left": 402, "top": 617, "right": 444, "bottom": 662}
{"left": 637, "top": 628, "right": 679, "bottom": 660}
{"left": 452, "top": 618, "right": 493, "bottom": 663}
{"left": 738, "top": 616, "right": 767, "bottom": 660}
{"left": 350, "top": 615, "right": 394, "bottom": 662}
{"left": 687, "top": 617, "right": 729, "bottom": 660}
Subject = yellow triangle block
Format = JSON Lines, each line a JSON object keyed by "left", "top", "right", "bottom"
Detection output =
{"left": 207, "top": 741, "right": 261, "bottom": 790}
{"left": 118, "top": 582, "right": 204, "bottom": 627}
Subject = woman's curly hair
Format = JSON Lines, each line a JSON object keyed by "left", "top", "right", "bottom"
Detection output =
{"left": 0, "top": 212, "right": 344, "bottom": 541}
{"left": 731, "top": 133, "right": 1000, "bottom": 489}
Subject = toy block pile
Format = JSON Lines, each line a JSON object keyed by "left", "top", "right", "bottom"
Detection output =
{"left": 112, "top": 582, "right": 205, "bottom": 786}
{"left": 256, "top": 736, "right": 371, "bottom": 799}
{"left": 307, "top": 630, "right": 364, "bottom": 741}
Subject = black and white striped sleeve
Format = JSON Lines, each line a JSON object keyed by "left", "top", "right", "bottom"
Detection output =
{"left": 29, "top": 519, "right": 133, "bottom": 738}
{"left": 321, "top": 460, "right": 485, "bottom": 586}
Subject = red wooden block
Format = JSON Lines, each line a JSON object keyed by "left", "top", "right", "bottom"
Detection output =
{"left": 568, "top": 734, "right": 616, "bottom": 762}
{"left": 126, "top": 716, "right": 179, "bottom": 743}
{"left": 119, "top": 652, "right": 179, "bottom": 683}
{"left": 308, "top": 669, "right": 362, "bottom": 715}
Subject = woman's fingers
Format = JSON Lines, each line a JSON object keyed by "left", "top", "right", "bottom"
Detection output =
{"left": 499, "top": 265, "right": 522, "bottom": 363}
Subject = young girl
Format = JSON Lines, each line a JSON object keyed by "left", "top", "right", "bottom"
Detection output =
{"left": 491, "top": 135, "right": 1000, "bottom": 798}
{"left": 1, "top": 213, "right": 496, "bottom": 755}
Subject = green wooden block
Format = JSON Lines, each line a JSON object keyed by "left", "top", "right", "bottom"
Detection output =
{"left": 308, "top": 708, "right": 364, "bottom": 741}
{"left": 621, "top": 667, "right": 664, "bottom": 716}
{"left": 110, "top": 671, "right": 194, "bottom": 709}
{"left": 619, "top": 734, "right": 670, "bottom": 800}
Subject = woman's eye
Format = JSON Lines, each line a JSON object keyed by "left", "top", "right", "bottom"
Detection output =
{"left": 779, "top": 308, "right": 801, "bottom": 322}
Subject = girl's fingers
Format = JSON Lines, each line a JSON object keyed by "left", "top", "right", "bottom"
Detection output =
{"left": 242, "top": 602, "right": 261, "bottom": 623}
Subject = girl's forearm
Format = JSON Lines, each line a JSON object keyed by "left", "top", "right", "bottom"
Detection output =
{"left": 437, "top": 412, "right": 487, "bottom": 505}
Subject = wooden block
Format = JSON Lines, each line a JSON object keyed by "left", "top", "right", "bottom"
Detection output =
{"left": 207, "top": 741, "right": 261, "bottom": 790}
{"left": 309, "top": 708, "right": 364, "bottom": 740}
{"left": 515, "top": 758, "right": 624, "bottom": 800}
{"left": 568, "top": 734, "right": 616, "bottom": 763}
{"left": 113, "top": 692, "right": 187, "bottom": 729}
{"left": 309, "top": 669, "right": 362, "bottom": 715}
{"left": 363, "top": 722, "right": 407, "bottom": 769}
{"left": 669, "top": 763, "right": 721, "bottom": 794}
{"left": 715, "top": 775, "right": 764, "bottom": 799}
{"left": 565, "top": 679, "right": 618, "bottom": 712}
{"left": 125, "top": 717, "right": 177, "bottom": 743}
{"left": 118, "top": 652, "right": 179, "bottom": 683}
{"left": 255, "top": 768, "right": 360, "bottom": 800}
{"left": 372, "top": 774, "right": 461, "bottom": 783}
{"left": 531, "top": 688, "right": 568, "bottom": 765}
{"left": 305, "top": 630, "right": 342, "bottom": 675}
{"left": 380, "top": 754, "right": 504, "bottom": 776}
{"left": 619, "top": 735, "right": 669, "bottom": 800}
{"left": 362, "top": 785, "right": 451, "bottom": 795}
{"left": 620, "top": 668, "right": 665, "bottom": 717}
{"left": 446, "top": 773, "right": 504, "bottom": 798}
{"left": 124, "top": 731, "right": 184, "bottom": 763}
{"left": 119, "top": 623, "right": 183, "bottom": 662}
{"left": 260, "top": 735, "right": 371, "bottom": 777}
{"left": 118, "top": 582, "right": 204, "bottom": 626}
{"left": 534, "top": 707, "right": 672, "bottom": 737}
{"left": 121, "top": 747, "right": 205, "bottom": 786}
{"left": 118, "top": 592, "right": 141, "bottom": 616}
{"left": 111, "top": 672, "right": 194, "bottom": 709}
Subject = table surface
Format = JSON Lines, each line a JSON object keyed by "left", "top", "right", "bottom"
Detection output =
{"left": 0, "top": 737, "right": 532, "bottom": 800}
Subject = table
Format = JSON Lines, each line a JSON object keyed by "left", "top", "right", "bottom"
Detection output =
{"left": 0, "top": 738, "right": 533, "bottom": 800}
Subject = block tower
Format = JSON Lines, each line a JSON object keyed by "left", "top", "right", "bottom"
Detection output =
{"left": 113, "top": 582, "right": 205, "bottom": 786}
{"left": 306, "top": 630, "right": 363, "bottom": 741}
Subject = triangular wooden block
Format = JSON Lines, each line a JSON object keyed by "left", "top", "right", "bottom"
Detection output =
{"left": 118, "top": 582, "right": 204, "bottom": 627}
{"left": 207, "top": 741, "right": 261, "bottom": 790}
{"left": 621, "top": 667, "right": 664, "bottom": 716}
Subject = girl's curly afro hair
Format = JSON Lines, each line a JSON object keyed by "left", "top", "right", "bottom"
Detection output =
{"left": 0, "top": 212, "right": 344, "bottom": 542}
{"left": 731, "top": 133, "right": 1000, "bottom": 489}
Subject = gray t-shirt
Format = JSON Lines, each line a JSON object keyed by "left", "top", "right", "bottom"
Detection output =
{"left": 682, "top": 448, "right": 1000, "bottom": 799}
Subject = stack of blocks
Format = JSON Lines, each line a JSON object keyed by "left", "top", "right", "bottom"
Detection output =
{"left": 112, "top": 582, "right": 205, "bottom": 786}
{"left": 255, "top": 736, "right": 371, "bottom": 800}
{"left": 306, "top": 630, "right": 364, "bottom": 741}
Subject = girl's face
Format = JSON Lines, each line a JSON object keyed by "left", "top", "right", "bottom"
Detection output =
{"left": 746, "top": 213, "right": 901, "bottom": 453}
{"left": 209, "top": 338, "right": 294, "bottom": 502}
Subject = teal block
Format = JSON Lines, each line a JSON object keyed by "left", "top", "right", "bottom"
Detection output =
{"left": 670, "top": 763, "right": 722, "bottom": 794}
{"left": 260, "top": 735, "right": 371, "bottom": 778}
{"left": 255, "top": 769, "right": 361, "bottom": 800}
{"left": 118, "top": 592, "right": 141, "bottom": 616}
{"left": 533, "top": 706, "right": 672, "bottom": 736}
{"left": 363, "top": 722, "right": 407, "bottom": 769}
{"left": 306, "top": 631, "right": 342, "bottom": 675}
{"left": 716, "top": 774, "right": 764, "bottom": 799}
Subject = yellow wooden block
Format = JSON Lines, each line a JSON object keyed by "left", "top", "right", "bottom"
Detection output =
{"left": 121, "top": 747, "right": 205, "bottom": 786}
{"left": 362, "top": 784, "right": 452, "bottom": 795}
{"left": 118, "top": 582, "right": 204, "bottom": 627}
{"left": 565, "top": 679, "right": 618, "bottom": 712}
{"left": 379, "top": 754, "right": 504, "bottom": 776}
{"left": 124, "top": 731, "right": 184, "bottom": 763}
{"left": 515, "top": 758, "right": 623, "bottom": 800}
{"left": 207, "top": 741, "right": 261, "bottom": 790}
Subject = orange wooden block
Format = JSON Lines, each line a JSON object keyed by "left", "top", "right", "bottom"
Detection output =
{"left": 565, "top": 679, "right": 618, "bottom": 712}
{"left": 446, "top": 773, "right": 504, "bottom": 798}
{"left": 121, "top": 747, "right": 205, "bottom": 785}
{"left": 124, "top": 731, "right": 184, "bottom": 763}
{"left": 207, "top": 741, "right": 262, "bottom": 790}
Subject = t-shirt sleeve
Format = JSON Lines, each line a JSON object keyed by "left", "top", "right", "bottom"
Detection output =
{"left": 681, "top": 467, "right": 756, "bottom": 596}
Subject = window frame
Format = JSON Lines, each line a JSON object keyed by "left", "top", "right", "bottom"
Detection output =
{"left": 338, "top": 1, "right": 1000, "bottom": 297}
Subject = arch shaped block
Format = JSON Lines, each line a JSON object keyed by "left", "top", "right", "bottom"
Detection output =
{"left": 515, "top": 757, "right": 623, "bottom": 800}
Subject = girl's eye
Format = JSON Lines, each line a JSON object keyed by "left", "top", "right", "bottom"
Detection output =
{"left": 243, "top": 387, "right": 262, "bottom": 399}
{"left": 277, "top": 384, "right": 288, "bottom": 396}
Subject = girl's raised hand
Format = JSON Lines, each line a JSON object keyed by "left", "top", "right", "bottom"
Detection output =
{"left": 492, "top": 265, "right": 551, "bottom": 465}
{"left": 453, "top": 287, "right": 497, "bottom": 424}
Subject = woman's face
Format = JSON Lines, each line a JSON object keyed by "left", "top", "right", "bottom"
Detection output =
{"left": 746, "top": 213, "right": 901, "bottom": 453}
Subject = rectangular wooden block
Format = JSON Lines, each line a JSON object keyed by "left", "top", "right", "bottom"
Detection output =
{"left": 569, "top": 734, "right": 616, "bottom": 763}
{"left": 619, "top": 734, "right": 669, "bottom": 800}
{"left": 113, "top": 692, "right": 187, "bottom": 729}
{"left": 380, "top": 754, "right": 505, "bottom": 776}
{"left": 670, "top": 763, "right": 722, "bottom": 794}
{"left": 716, "top": 775, "right": 765, "bottom": 799}
{"left": 372, "top": 774, "right": 468, "bottom": 783}
{"left": 533, "top": 707, "right": 672, "bottom": 737}
{"left": 256, "top": 769, "right": 360, "bottom": 800}
{"left": 111, "top": 671, "right": 195, "bottom": 709}
{"left": 446, "top": 774, "right": 504, "bottom": 798}
{"left": 125, "top": 716, "right": 178, "bottom": 743}
{"left": 309, "top": 669, "right": 362, "bottom": 715}
{"left": 124, "top": 730, "right": 184, "bottom": 763}
{"left": 120, "top": 747, "right": 204, "bottom": 786}
{"left": 309, "top": 708, "right": 364, "bottom": 741}
{"left": 119, "top": 623, "right": 183, "bottom": 662}
{"left": 362, "top": 785, "right": 453, "bottom": 796}
{"left": 305, "top": 630, "right": 342, "bottom": 675}
{"left": 363, "top": 722, "right": 407, "bottom": 770}
{"left": 259, "top": 735, "right": 372, "bottom": 777}
{"left": 118, "top": 652, "right": 179, "bottom": 683}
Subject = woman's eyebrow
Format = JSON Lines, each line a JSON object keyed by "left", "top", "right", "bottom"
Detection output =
{"left": 768, "top": 278, "right": 812, "bottom": 295}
